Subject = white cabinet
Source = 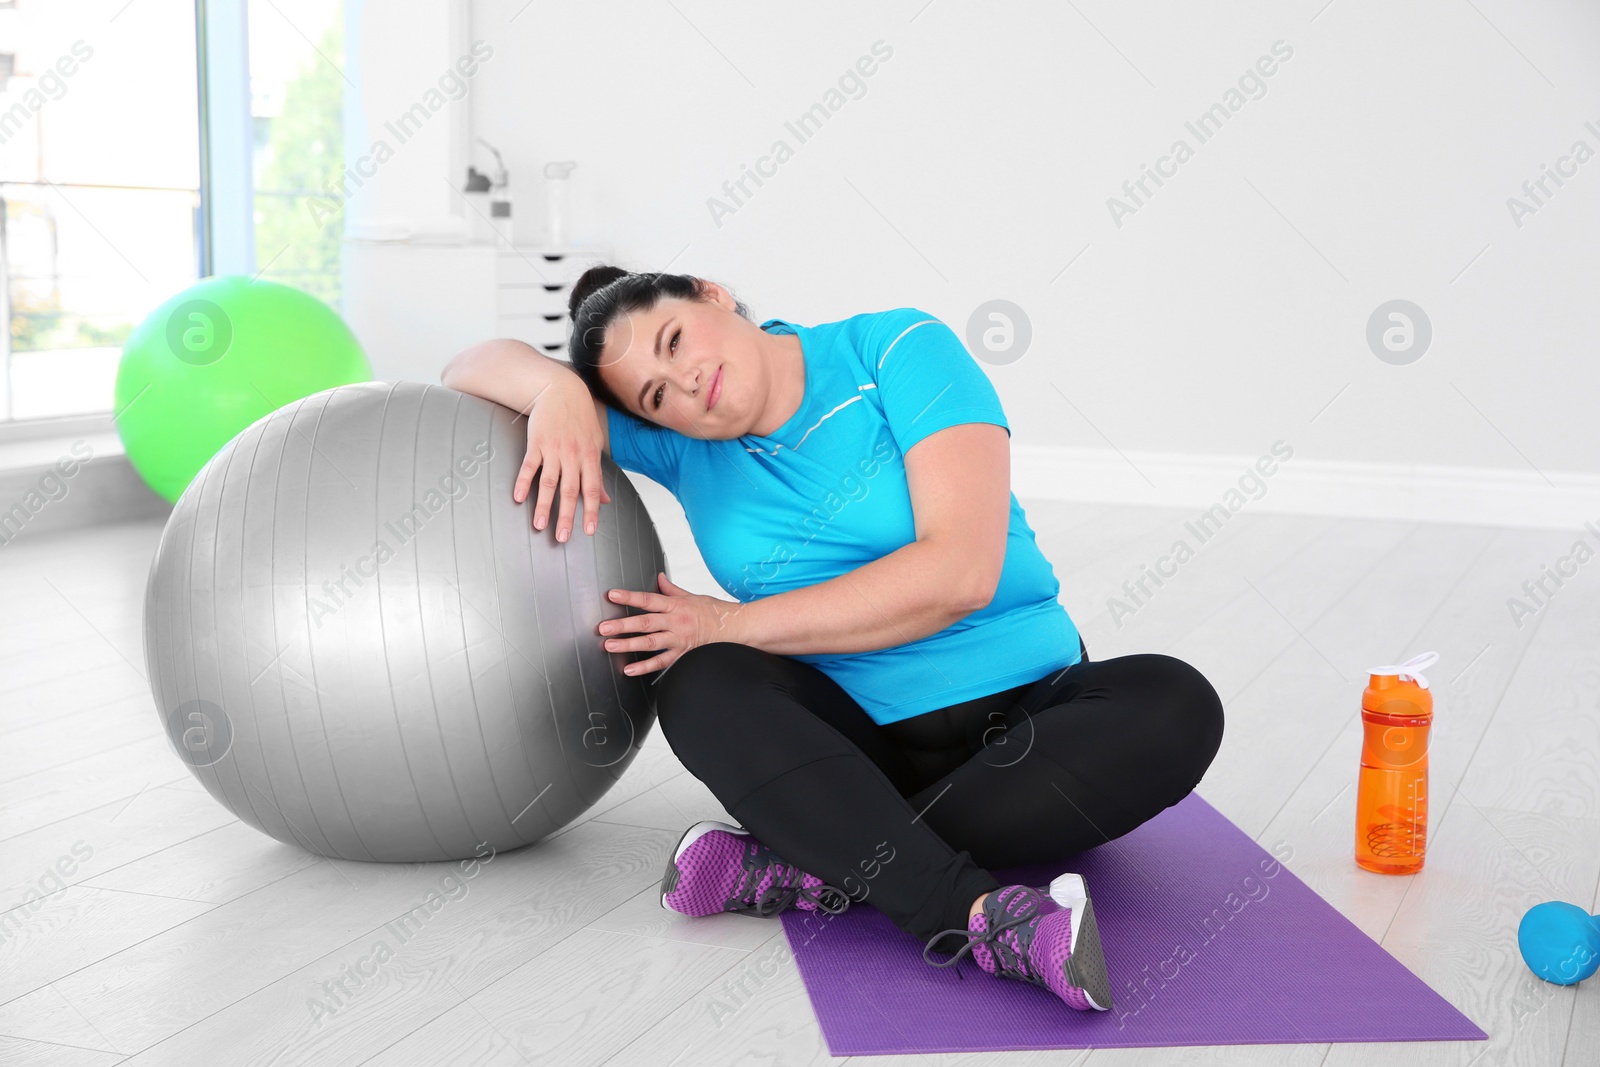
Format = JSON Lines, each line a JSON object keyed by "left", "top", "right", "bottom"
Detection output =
{"left": 492, "top": 246, "right": 610, "bottom": 357}
{"left": 342, "top": 240, "right": 612, "bottom": 384}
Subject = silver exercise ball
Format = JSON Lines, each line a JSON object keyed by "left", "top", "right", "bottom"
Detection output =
{"left": 142, "top": 381, "right": 667, "bottom": 862}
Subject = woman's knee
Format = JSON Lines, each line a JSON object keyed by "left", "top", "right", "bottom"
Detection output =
{"left": 653, "top": 641, "right": 766, "bottom": 738}
{"left": 1142, "top": 653, "right": 1225, "bottom": 773}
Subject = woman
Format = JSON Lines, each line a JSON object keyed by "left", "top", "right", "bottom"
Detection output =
{"left": 440, "top": 267, "right": 1224, "bottom": 1013}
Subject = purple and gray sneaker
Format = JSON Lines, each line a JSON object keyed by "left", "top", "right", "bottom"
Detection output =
{"left": 921, "top": 874, "right": 1113, "bottom": 1012}
{"left": 661, "top": 820, "right": 851, "bottom": 918}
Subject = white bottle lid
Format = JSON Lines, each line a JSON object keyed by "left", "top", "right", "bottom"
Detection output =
{"left": 1367, "top": 651, "right": 1440, "bottom": 690}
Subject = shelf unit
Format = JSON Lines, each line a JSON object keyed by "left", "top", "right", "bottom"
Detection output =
{"left": 492, "top": 246, "right": 610, "bottom": 359}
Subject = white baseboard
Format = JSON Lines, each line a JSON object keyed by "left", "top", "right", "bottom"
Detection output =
{"left": 1011, "top": 444, "right": 1600, "bottom": 532}
{"left": 0, "top": 450, "right": 170, "bottom": 548}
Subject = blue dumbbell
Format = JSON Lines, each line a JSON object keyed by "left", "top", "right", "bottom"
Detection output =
{"left": 1518, "top": 902, "right": 1600, "bottom": 986}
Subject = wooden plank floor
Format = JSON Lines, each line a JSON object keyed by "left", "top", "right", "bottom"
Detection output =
{"left": 1, "top": 487, "right": 1595, "bottom": 1066}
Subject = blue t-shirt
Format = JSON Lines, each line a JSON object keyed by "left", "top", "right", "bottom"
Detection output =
{"left": 605, "top": 306, "right": 1082, "bottom": 726}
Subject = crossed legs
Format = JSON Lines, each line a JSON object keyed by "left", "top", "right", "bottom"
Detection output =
{"left": 653, "top": 641, "right": 1224, "bottom": 947}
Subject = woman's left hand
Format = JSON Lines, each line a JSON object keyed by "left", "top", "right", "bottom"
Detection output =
{"left": 598, "top": 572, "right": 743, "bottom": 676}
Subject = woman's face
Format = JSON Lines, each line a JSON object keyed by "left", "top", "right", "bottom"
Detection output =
{"left": 594, "top": 284, "right": 765, "bottom": 439}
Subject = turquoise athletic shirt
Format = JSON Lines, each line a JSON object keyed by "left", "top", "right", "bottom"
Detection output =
{"left": 604, "top": 306, "right": 1082, "bottom": 726}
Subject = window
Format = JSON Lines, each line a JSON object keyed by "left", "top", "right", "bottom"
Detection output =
{"left": 0, "top": 0, "right": 346, "bottom": 425}
{"left": 0, "top": 0, "right": 199, "bottom": 421}
{"left": 248, "top": 0, "right": 344, "bottom": 309}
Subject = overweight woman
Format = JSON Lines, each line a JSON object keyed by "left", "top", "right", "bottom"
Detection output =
{"left": 440, "top": 267, "right": 1225, "bottom": 1013}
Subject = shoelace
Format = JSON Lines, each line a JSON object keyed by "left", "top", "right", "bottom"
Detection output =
{"left": 732, "top": 841, "right": 851, "bottom": 917}
{"left": 920, "top": 887, "right": 1045, "bottom": 979}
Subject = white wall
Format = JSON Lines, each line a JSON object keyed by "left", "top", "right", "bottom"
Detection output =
{"left": 344, "top": 0, "right": 1600, "bottom": 527}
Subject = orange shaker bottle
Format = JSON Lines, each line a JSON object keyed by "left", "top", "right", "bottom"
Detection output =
{"left": 1355, "top": 651, "right": 1439, "bottom": 875}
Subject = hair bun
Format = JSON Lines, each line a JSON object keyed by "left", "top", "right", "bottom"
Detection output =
{"left": 568, "top": 265, "right": 632, "bottom": 319}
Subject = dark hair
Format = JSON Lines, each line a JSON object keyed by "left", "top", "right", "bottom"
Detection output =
{"left": 566, "top": 266, "right": 749, "bottom": 429}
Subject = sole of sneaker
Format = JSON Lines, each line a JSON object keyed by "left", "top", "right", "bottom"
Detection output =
{"left": 1047, "top": 872, "right": 1114, "bottom": 1011}
{"left": 660, "top": 820, "right": 748, "bottom": 911}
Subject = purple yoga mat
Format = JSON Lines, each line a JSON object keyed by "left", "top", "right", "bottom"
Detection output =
{"left": 779, "top": 792, "right": 1487, "bottom": 1055}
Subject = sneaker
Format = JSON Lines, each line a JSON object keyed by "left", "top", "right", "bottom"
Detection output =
{"left": 660, "top": 820, "right": 852, "bottom": 918}
{"left": 921, "top": 873, "right": 1113, "bottom": 1012}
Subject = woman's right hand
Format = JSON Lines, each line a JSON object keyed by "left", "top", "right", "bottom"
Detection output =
{"left": 513, "top": 377, "right": 612, "bottom": 541}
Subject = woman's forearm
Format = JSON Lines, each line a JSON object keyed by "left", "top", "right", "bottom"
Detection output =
{"left": 440, "top": 338, "right": 584, "bottom": 414}
{"left": 719, "top": 539, "right": 983, "bottom": 658}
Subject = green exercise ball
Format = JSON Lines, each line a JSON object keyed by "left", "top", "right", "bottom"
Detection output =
{"left": 115, "top": 275, "right": 372, "bottom": 503}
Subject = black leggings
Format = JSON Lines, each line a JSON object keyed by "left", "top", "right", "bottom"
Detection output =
{"left": 653, "top": 637, "right": 1224, "bottom": 950}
